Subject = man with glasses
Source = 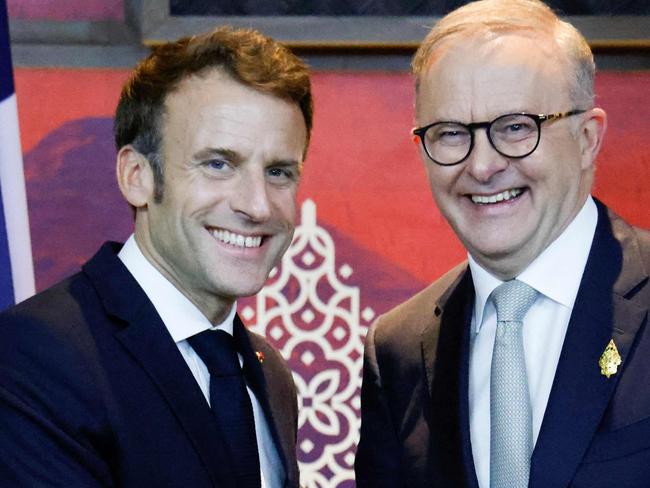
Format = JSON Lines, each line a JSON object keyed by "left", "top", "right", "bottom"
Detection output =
{"left": 356, "top": 0, "right": 650, "bottom": 487}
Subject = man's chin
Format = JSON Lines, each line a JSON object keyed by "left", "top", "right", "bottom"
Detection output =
{"left": 467, "top": 241, "right": 539, "bottom": 279}
{"left": 216, "top": 276, "right": 273, "bottom": 300}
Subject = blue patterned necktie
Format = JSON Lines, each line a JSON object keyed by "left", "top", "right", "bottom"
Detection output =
{"left": 188, "top": 329, "right": 261, "bottom": 488}
{"left": 489, "top": 280, "right": 538, "bottom": 488}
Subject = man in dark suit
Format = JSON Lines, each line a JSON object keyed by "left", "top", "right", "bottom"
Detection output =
{"left": 355, "top": 0, "right": 650, "bottom": 487}
{"left": 0, "top": 26, "right": 312, "bottom": 487}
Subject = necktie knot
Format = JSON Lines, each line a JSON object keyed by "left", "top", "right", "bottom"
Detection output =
{"left": 491, "top": 279, "right": 538, "bottom": 323}
{"left": 188, "top": 329, "right": 241, "bottom": 377}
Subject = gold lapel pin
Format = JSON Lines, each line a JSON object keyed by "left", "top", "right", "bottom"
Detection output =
{"left": 599, "top": 339, "right": 622, "bottom": 378}
{"left": 255, "top": 351, "right": 265, "bottom": 364}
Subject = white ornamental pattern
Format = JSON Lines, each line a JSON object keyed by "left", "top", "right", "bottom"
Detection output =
{"left": 244, "top": 199, "right": 374, "bottom": 487}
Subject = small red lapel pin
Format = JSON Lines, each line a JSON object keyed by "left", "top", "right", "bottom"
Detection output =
{"left": 255, "top": 351, "right": 265, "bottom": 364}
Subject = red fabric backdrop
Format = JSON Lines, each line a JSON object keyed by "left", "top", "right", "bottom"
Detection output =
{"left": 14, "top": 69, "right": 650, "bottom": 291}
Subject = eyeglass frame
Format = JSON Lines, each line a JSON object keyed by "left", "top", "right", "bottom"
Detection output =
{"left": 412, "top": 109, "right": 587, "bottom": 167}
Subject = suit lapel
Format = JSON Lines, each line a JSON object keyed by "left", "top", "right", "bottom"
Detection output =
{"left": 530, "top": 206, "right": 649, "bottom": 488}
{"left": 422, "top": 264, "right": 472, "bottom": 397}
{"left": 83, "top": 243, "right": 235, "bottom": 488}
{"left": 233, "top": 317, "right": 298, "bottom": 486}
{"left": 423, "top": 267, "right": 480, "bottom": 488}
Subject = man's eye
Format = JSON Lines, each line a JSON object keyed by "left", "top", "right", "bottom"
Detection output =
{"left": 505, "top": 123, "right": 533, "bottom": 133}
{"left": 205, "top": 159, "right": 227, "bottom": 170}
{"left": 497, "top": 119, "right": 535, "bottom": 134}
{"left": 432, "top": 127, "right": 470, "bottom": 146}
{"left": 268, "top": 167, "right": 297, "bottom": 180}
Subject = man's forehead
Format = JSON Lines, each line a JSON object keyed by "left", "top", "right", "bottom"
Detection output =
{"left": 415, "top": 33, "right": 573, "bottom": 121}
{"left": 165, "top": 67, "right": 235, "bottom": 103}
{"left": 162, "top": 69, "right": 295, "bottom": 125}
{"left": 420, "top": 32, "right": 566, "bottom": 81}
{"left": 420, "top": 29, "right": 559, "bottom": 76}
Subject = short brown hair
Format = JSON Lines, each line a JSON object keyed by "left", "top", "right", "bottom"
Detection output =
{"left": 412, "top": 0, "right": 594, "bottom": 108}
{"left": 114, "top": 26, "right": 313, "bottom": 201}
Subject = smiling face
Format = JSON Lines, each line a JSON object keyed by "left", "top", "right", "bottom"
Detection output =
{"left": 129, "top": 69, "right": 306, "bottom": 321}
{"left": 416, "top": 33, "right": 604, "bottom": 279}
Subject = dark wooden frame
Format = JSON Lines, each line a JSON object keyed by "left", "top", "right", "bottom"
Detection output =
{"left": 7, "top": 0, "right": 650, "bottom": 68}
{"left": 140, "top": 0, "right": 650, "bottom": 50}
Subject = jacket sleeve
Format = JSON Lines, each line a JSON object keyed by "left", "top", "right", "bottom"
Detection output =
{"left": 0, "top": 308, "right": 114, "bottom": 487}
{"left": 354, "top": 319, "right": 403, "bottom": 487}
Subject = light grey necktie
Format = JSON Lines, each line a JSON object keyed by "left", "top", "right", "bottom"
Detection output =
{"left": 490, "top": 279, "right": 538, "bottom": 488}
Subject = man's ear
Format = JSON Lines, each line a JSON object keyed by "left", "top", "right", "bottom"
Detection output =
{"left": 116, "top": 145, "right": 155, "bottom": 208}
{"left": 579, "top": 107, "right": 607, "bottom": 171}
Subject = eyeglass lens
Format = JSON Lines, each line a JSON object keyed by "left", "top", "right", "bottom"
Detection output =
{"left": 423, "top": 113, "right": 540, "bottom": 165}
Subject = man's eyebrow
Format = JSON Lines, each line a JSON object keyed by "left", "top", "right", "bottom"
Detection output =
{"left": 193, "top": 148, "right": 302, "bottom": 171}
{"left": 268, "top": 158, "right": 301, "bottom": 167}
{"left": 192, "top": 147, "right": 242, "bottom": 163}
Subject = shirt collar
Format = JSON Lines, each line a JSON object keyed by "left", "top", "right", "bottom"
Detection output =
{"left": 468, "top": 196, "right": 598, "bottom": 332}
{"left": 117, "top": 235, "right": 236, "bottom": 342}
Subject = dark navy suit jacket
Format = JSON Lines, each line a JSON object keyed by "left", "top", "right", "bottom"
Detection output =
{"left": 0, "top": 243, "right": 300, "bottom": 487}
{"left": 356, "top": 202, "right": 650, "bottom": 487}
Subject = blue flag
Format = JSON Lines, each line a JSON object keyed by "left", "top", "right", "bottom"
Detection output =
{"left": 0, "top": 0, "right": 34, "bottom": 310}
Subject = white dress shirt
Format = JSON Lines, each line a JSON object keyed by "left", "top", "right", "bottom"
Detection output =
{"left": 118, "top": 235, "right": 283, "bottom": 488}
{"left": 468, "top": 196, "right": 598, "bottom": 488}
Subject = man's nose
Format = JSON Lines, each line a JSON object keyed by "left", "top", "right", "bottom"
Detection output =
{"left": 464, "top": 129, "right": 509, "bottom": 183}
{"left": 229, "top": 168, "right": 272, "bottom": 222}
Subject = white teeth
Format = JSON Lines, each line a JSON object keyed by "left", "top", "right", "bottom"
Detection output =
{"left": 471, "top": 188, "right": 523, "bottom": 204}
{"left": 211, "top": 229, "right": 262, "bottom": 248}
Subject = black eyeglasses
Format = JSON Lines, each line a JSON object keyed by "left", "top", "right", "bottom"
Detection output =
{"left": 412, "top": 109, "right": 586, "bottom": 166}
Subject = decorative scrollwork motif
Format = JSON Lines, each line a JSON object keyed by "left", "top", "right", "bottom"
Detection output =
{"left": 243, "top": 199, "right": 374, "bottom": 487}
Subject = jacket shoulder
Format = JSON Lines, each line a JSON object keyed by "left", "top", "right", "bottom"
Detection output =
{"left": 371, "top": 261, "right": 468, "bottom": 348}
{"left": 629, "top": 223, "right": 650, "bottom": 267}
{"left": 0, "top": 271, "right": 97, "bottom": 333}
{"left": 606, "top": 206, "right": 650, "bottom": 292}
